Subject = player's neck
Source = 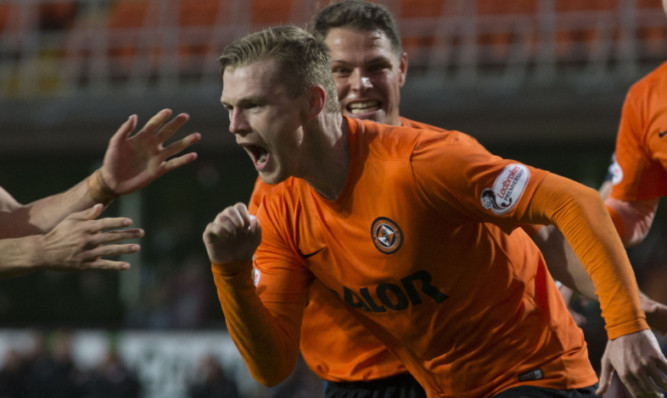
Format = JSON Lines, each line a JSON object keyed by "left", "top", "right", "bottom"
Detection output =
{"left": 302, "top": 114, "right": 349, "bottom": 201}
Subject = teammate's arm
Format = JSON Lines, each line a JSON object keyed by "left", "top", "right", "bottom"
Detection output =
{"left": 0, "top": 204, "right": 142, "bottom": 277}
{"left": 524, "top": 173, "right": 667, "bottom": 397}
{"left": 605, "top": 197, "right": 659, "bottom": 247}
{"left": 0, "top": 109, "right": 199, "bottom": 239}
{"left": 531, "top": 224, "right": 667, "bottom": 334}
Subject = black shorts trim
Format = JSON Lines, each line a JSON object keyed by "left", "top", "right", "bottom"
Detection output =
{"left": 324, "top": 373, "right": 426, "bottom": 398}
{"left": 493, "top": 384, "right": 599, "bottom": 398}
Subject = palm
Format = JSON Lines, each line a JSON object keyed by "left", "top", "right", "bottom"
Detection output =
{"left": 100, "top": 109, "right": 200, "bottom": 195}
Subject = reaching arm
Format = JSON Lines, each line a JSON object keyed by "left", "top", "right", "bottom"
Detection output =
{"left": 524, "top": 173, "right": 667, "bottom": 397}
{"left": 525, "top": 173, "right": 644, "bottom": 336}
{"left": 532, "top": 224, "right": 667, "bottom": 334}
{"left": 0, "top": 109, "right": 200, "bottom": 239}
{"left": 605, "top": 197, "right": 659, "bottom": 248}
{"left": 0, "top": 204, "right": 143, "bottom": 278}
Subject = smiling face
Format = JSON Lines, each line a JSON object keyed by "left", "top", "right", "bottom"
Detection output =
{"left": 221, "top": 59, "right": 307, "bottom": 185}
{"left": 325, "top": 27, "right": 407, "bottom": 126}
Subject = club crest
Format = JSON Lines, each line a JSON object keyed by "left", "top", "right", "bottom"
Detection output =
{"left": 371, "top": 217, "right": 403, "bottom": 254}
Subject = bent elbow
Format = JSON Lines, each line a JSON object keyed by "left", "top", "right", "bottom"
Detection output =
{"left": 250, "top": 365, "right": 294, "bottom": 387}
{"left": 248, "top": 350, "right": 298, "bottom": 387}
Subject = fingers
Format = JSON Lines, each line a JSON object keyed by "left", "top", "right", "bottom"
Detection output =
{"left": 85, "top": 242, "right": 141, "bottom": 260}
{"left": 139, "top": 108, "right": 174, "bottom": 137}
{"left": 153, "top": 112, "right": 191, "bottom": 143}
{"left": 162, "top": 131, "right": 201, "bottom": 157}
{"left": 83, "top": 203, "right": 105, "bottom": 220}
{"left": 628, "top": 370, "right": 661, "bottom": 398}
{"left": 596, "top": 357, "right": 613, "bottom": 395}
{"left": 109, "top": 114, "right": 139, "bottom": 145}
{"left": 160, "top": 132, "right": 201, "bottom": 171}
{"left": 647, "top": 364, "right": 667, "bottom": 393}
{"left": 90, "top": 228, "right": 145, "bottom": 245}
{"left": 134, "top": 108, "right": 188, "bottom": 143}
{"left": 85, "top": 216, "right": 134, "bottom": 233}
{"left": 84, "top": 259, "right": 131, "bottom": 271}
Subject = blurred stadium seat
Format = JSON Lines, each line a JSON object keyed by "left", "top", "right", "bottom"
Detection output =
{"left": 0, "top": 0, "right": 665, "bottom": 96}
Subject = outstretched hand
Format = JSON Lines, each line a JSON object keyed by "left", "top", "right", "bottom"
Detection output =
{"left": 203, "top": 203, "right": 261, "bottom": 273}
{"left": 38, "top": 204, "right": 144, "bottom": 271}
{"left": 100, "top": 109, "right": 201, "bottom": 196}
{"left": 596, "top": 329, "right": 667, "bottom": 397}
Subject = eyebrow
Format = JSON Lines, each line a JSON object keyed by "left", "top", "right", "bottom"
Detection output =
{"left": 332, "top": 55, "right": 393, "bottom": 65}
{"left": 221, "top": 96, "right": 267, "bottom": 108}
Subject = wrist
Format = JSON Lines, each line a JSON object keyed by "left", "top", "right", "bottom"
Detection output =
{"left": 211, "top": 259, "right": 253, "bottom": 278}
{"left": 87, "top": 169, "right": 119, "bottom": 205}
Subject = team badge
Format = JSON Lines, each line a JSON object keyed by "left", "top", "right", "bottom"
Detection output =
{"left": 607, "top": 154, "right": 623, "bottom": 185}
{"left": 371, "top": 217, "right": 403, "bottom": 254}
{"left": 481, "top": 163, "right": 530, "bottom": 215}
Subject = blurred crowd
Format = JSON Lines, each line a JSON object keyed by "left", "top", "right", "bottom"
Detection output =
{"left": 0, "top": 333, "right": 141, "bottom": 398}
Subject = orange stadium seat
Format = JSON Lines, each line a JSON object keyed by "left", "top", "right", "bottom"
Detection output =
{"left": 553, "top": 0, "right": 618, "bottom": 63}
{"left": 0, "top": 4, "right": 9, "bottom": 34}
{"left": 176, "top": 0, "right": 227, "bottom": 78}
{"left": 251, "top": 0, "right": 294, "bottom": 26}
{"left": 476, "top": 0, "right": 538, "bottom": 64}
{"left": 400, "top": 0, "right": 445, "bottom": 19}
{"left": 635, "top": 0, "right": 667, "bottom": 60}
{"left": 399, "top": 0, "right": 448, "bottom": 69}
{"left": 106, "top": 0, "right": 160, "bottom": 80}
{"left": 38, "top": 1, "right": 78, "bottom": 31}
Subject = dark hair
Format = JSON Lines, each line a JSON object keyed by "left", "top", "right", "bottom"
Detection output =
{"left": 219, "top": 25, "right": 339, "bottom": 112}
{"left": 310, "top": 0, "right": 403, "bottom": 57}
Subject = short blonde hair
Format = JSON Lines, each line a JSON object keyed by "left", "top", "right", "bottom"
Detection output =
{"left": 219, "top": 25, "right": 339, "bottom": 113}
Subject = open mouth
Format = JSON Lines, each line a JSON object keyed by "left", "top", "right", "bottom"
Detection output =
{"left": 243, "top": 144, "right": 269, "bottom": 169}
{"left": 347, "top": 100, "right": 381, "bottom": 116}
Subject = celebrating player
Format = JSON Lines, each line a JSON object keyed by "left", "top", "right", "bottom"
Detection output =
{"left": 205, "top": 25, "right": 667, "bottom": 397}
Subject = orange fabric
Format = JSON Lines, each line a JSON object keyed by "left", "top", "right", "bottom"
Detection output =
{"left": 248, "top": 117, "right": 448, "bottom": 383}
{"left": 609, "top": 61, "right": 667, "bottom": 202}
{"left": 525, "top": 174, "right": 648, "bottom": 339}
{"left": 245, "top": 117, "right": 599, "bottom": 396}
{"left": 211, "top": 261, "right": 308, "bottom": 385}
{"left": 605, "top": 202, "right": 626, "bottom": 242}
{"left": 519, "top": 223, "right": 543, "bottom": 237}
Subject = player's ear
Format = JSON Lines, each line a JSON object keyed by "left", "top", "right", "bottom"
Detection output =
{"left": 398, "top": 51, "right": 408, "bottom": 88}
{"left": 304, "top": 85, "right": 326, "bottom": 120}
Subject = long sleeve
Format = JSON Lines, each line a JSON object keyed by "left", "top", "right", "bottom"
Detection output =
{"left": 524, "top": 173, "right": 647, "bottom": 339}
{"left": 211, "top": 262, "right": 305, "bottom": 386}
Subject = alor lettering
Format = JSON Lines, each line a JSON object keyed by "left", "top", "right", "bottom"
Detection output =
{"left": 339, "top": 270, "right": 448, "bottom": 313}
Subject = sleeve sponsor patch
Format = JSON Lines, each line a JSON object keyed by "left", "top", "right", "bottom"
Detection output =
{"left": 480, "top": 163, "right": 530, "bottom": 215}
{"left": 607, "top": 153, "right": 623, "bottom": 185}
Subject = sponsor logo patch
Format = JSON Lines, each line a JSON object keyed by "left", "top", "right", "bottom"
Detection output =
{"left": 608, "top": 154, "right": 623, "bottom": 185}
{"left": 481, "top": 163, "right": 530, "bottom": 215}
{"left": 252, "top": 267, "right": 261, "bottom": 286}
{"left": 371, "top": 217, "right": 403, "bottom": 254}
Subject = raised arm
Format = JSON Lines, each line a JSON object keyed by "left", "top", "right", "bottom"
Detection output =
{"left": 203, "top": 203, "right": 306, "bottom": 386}
{"left": 524, "top": 173, "right": 667, "bottom": 397}
{"left": 0, "top": 109, "right": 200, "bottom": 238}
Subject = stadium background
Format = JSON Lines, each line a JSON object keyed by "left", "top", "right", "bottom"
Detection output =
{"left": 1, "top": 0, "right": 666, "bottom": 396}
